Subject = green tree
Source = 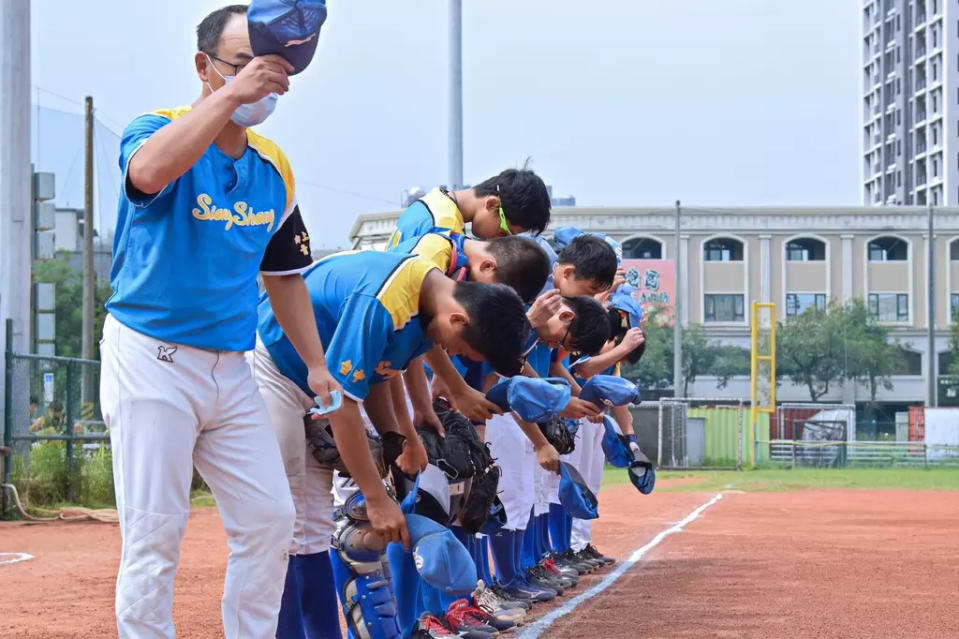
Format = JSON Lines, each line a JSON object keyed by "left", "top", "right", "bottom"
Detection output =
{"left": 948, "top": 308, "right": 959, "bottom": 377}
{"left": 32, "top": 256, "right": 111, "bottom": 359}
{"left": 778, "top": 298, "right": 898, "bottom": 403}
{"left": 841, "top": 299, "right": 895, "bottom": 404}
{"left": 621, "top": 305, "right": 749, "bottom": 396}
{"left": 777, "top": 301, "right": 846, "bottom": 401}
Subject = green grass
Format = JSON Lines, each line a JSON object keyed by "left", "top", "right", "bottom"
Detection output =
{"left": 190, "top": 490, "right": 217, "bottom": 508}
{"left": 602, "top": 466, "right": 959, "bottom": 493}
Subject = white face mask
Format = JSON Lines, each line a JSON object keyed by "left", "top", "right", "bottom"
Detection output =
{"left": 206, "top": 55, "right": 278, "bottom": 128}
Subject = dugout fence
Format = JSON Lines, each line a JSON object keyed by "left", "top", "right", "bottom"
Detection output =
{"left": 655, "top": 398, "right": 745, "bottom": 470}
{"left": 2, "top": 322, "right": 108, "bottom": 516}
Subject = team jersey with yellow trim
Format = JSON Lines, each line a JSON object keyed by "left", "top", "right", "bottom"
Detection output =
{"left": 107, "top": 106, "right": 312, "bottom": 351}
{"left": 390, "top": 231, "right": 472, "bottom": 279}
{"left": 385, "top": 187, "right": 465, "bottom": 249}
{"left": 257, "top": 251, "right": 438, "bottom": 400}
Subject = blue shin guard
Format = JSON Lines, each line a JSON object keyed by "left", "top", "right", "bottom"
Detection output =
{"left": 330, "top": 549, "right": 400, "bottom": 639}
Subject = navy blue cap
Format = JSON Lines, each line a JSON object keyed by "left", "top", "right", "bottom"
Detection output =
{"left": 578, "top": 375, "right": 640, "bottom": 408}
{"left": 485, "top": 377, "right": 571, "bottom": 423}
{"left": 248, "top": 0, "right": 327, "bottom": 75}
{"left": 558, "top": 461, "right": 598, "bottom": 520}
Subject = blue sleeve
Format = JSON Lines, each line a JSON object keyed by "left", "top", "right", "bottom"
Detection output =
{"left": 326, "top": 295, "right": 393, "bottom": 401}
{"left": 386, "top": 202, "right": 433, "bottom": 250}
{"left": 119, "top": 114, "right": 174, "bottom": 208}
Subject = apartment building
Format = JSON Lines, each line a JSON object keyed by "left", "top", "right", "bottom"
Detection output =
{"left": 862, "top": 0, "right": 956, "bottom": 206}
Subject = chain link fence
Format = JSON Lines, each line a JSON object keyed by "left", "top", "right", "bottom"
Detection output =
{"left": 3, "top": 346, "right": 111, "bottom": 516}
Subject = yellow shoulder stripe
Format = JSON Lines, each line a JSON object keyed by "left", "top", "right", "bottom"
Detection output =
{"left": 247, "top": 129, "right": 296, "bottom": 216}
{"left": 150, "top": 106, "right": 193, "bottom": 120}
{"left": 375, "top": 256, "right": 437, "bottom": 330}
{"left": 409, "top": 234, "right": 454, "bottom": 272}
{"left": 419, "top": 188, "right": 465, "bottom": 234}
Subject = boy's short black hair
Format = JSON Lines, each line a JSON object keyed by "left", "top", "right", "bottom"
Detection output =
{"left": 197, "top": 4, "right": 247, "bottom": 53}
{"left": 49, "top": 400, "right": 64, "bottom": 413}
{"left": 29, "top": 395, "right": 38, "bottom": 405}
{"left": 453, "top": 281, "right": 530, "bottom": 377}
{"left": 556, "top": 235, "right": 617, "bottom": 290}
{"left": 486, "top": 236, "right": 550, "bottom": 303}
{"left": 565, "top": 296, "right": 610, "bottom": 356}
{"left": 474, "top": 168, "right": 551, "bottom": 235}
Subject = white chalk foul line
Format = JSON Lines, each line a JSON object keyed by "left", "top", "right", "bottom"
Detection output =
{"left": 0, "top": 552, "right": 35, "bottom": 566}
{"left": 517, "top": 491, "right": 726, "bottom": 639}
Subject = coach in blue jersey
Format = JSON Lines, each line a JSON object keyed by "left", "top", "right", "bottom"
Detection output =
{"left": 99, "top": 6, "right": 337, "bottom": 639}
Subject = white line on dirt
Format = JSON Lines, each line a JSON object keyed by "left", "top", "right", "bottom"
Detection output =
{"left": 0, "top": 552, "right": 35, "bottom": 566}
{"left": 517, "top": 492, "right": 726, "bottom": 639}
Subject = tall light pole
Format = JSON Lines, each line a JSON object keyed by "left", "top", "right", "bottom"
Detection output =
{"left": 674, "top": 200, "right": 683, "bottom": 397}
{"left": 928, "top": 202, "right": 936, "bottom": 407}
{"left": 449, "top": 0, "right": 463, "bottom": 190}
{"left": 0, "top": 0, "right": 32, "bottom": 434}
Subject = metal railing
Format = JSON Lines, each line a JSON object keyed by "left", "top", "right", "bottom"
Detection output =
{"left": 767, "top": 439, "right": 959, "bottom": 468}
{"left": 3, "top": 320, "right": 106, "bottom": 514}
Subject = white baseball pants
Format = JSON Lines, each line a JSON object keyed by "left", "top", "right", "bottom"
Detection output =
{"left": 100, "top": 315, "right": 295, "bottom": 639}
{"left": 247, "top": 339, "right": 336, "bottom": 555}
{"left": 484, "top": 413, "right": 535, "bottom": 531}
{"left": 568, "top": 418, "right": 605, "bottom": 551}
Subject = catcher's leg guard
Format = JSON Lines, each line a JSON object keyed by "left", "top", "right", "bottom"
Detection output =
{"left": 330, "top": 495, "right": 402, "bottom": 639}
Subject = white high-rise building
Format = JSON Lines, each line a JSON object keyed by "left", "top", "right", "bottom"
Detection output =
{"left": 862, "top": 0, "right": 954, "bottom": 206}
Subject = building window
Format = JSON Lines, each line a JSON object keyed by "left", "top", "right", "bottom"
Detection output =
{"left": 786, "top": 293, "right": 827, "bottom": 317}
{"left": 703, "top": 238, "right": 744, "bottom": 262}
{"left": 951, "top": 293, "right": 959, "bottom": 319}
{"left": 868, "top": 293, "right": 909, "bottom": 322}
{"left": 622, "top": 237, "right": 663, "bottom": 259}
{"left": 897, "top": 139, "right": 902, "bottom": 155}
{"left": 897, "top": 170, "right": 902, "bottom": 186}
{"left": 785, "top": 237, "right": 826, "bottom": 261}
{"left": 867, "top": 236, "right": 908, "bottom": 261}
{"left": 892, "top": 348, "right": 923, "bottom": 375}
{"left": 704, "top": 294, "right": 745, "bottom": 322}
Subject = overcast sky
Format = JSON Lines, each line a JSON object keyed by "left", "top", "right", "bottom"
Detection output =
{"left": 31, "top": 0, "right": 862, "bottom": 249}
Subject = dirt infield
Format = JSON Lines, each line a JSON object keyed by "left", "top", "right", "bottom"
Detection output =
{"left": 3, "top": 481, "right": 958, "bottom": 638}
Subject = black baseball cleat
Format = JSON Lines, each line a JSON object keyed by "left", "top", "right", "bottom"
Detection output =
{"left": 582, "top": 543, "right": 615, "bottom": 566}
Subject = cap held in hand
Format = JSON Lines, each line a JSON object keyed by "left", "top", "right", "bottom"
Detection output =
{"left": 248, "top": 0, "right": 327, "bottom": 75}
{"left": 485, "top": 376, "right": 571, "bottom": 423}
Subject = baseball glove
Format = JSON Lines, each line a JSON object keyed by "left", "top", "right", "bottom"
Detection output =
{"left": 460, "top": 464, "right": 501, "bottom": 534}
{"left": 435, "top": 399, "right": 493, "bottom": 480}
{"left": 538, "top": 415, "right": 576, "bottom": 455}
{"left": 304, "top": 415, "right": 387, "bottom": 477}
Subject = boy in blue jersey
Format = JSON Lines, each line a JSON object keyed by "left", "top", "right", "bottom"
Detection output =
{"left": 385, "top": 169, "right": 552, "bottom": 250}
{"left": 99, "top": 6, "right": 337, "bottom": 638}
{"left": 249, "top": 250, "right": 531, "bottom": 639}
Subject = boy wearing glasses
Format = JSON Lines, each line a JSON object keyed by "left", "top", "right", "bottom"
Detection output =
{"left": 385, "top": 168, "right": 552, "bottom": 249}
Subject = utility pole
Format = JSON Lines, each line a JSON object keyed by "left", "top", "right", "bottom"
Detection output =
{"left": 449, "top": 0, "right": 463, "bottom": 190}
{"left": 82, "top": 97, "right": 94, "bottom": 364}
{"left": 0, "top": 1, "right": 32, "bottom": 436}
{"left": 928, "top": 202, "right": 936, "bottom": 407}
{"left": 674, "top": 200, "right": 683, "bottom": 397}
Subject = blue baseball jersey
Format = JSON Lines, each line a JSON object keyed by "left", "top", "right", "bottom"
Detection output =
{"left": 257, "top": 251, "right": 437, "bottom": 400}
{"left": 107, "top": 106, "right": 312, "bottom": 351}
{"left": 385, "top": 188, "right": 465, "bottom": 250}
